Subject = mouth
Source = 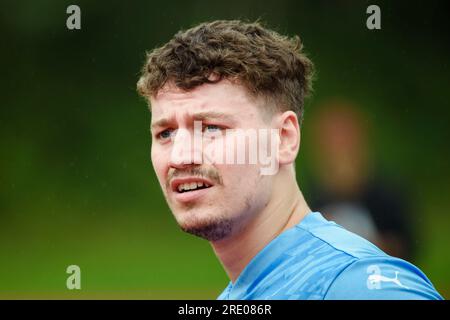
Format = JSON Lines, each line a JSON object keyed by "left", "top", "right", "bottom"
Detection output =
{"left": 170, "top": 177, "right": 215, "bottom": 202}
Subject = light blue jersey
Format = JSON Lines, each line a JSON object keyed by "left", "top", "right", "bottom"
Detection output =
{"left": 217, "top": 212, "right": 443, "bottom": 300}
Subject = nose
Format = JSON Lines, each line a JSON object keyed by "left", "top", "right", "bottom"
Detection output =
{"left": 169, "top": 128, "right": 202, "bottom": 169}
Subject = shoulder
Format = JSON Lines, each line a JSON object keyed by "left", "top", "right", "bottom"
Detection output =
{"left": 291, "top": 213, "right": 442, "bottom": 300}
{"left": 264, "top": 214, "right": 383, "bottom": 299}
{"left": 323, "top": 256, "right": 443, "bottom": 300}
{"left": 295, "top": 212, "right": 387, "bottom": 260}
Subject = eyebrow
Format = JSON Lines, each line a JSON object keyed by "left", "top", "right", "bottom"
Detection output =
{"left": 151, "top": 111, "right": 237, "bottom": 130}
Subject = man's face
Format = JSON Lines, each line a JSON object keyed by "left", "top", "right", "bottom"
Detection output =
{"left": 150, "top": 79, "right": 275, "bottom": 241}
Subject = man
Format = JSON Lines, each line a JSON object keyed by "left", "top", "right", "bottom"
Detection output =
{"left": 137, "top": 20, "right": 442, "bottom": 299}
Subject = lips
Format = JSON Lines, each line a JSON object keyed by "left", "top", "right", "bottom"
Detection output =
{"left": 170, "top": 177, "right": 215, "bottom": 203}
{"left": 176, "top": 181, "right": 211, "bottom": 193}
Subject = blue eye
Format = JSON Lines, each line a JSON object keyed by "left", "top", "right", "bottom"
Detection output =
{"left": 158, "top": 129, "right": 173, "bottom": 139}
{"left": 204, "top": 125, "right": 221, "bottom": 132}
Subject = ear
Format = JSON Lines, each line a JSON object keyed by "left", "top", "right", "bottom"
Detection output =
{"left": 274, "top": 111, "right": 301, "bottom": 166}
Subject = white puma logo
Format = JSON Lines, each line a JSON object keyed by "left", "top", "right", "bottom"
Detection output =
{"left": 367, "top": 265, "right": 409, "bottom": 290}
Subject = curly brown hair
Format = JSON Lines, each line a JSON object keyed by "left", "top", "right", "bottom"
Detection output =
{"left": 137, "top": 20, "right": 314, "bottom": 123}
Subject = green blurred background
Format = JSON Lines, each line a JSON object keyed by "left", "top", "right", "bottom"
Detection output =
{"left": 0, "top": 0, "right": 449, "bottom": 299}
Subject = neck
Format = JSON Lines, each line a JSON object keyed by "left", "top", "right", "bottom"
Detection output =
{"left": 211, "top": 166, "right": 311, "bottom": 283}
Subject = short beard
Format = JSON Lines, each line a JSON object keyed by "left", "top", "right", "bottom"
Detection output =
{"left": 179, "top": 214, "right": 233, "bottom": 242}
